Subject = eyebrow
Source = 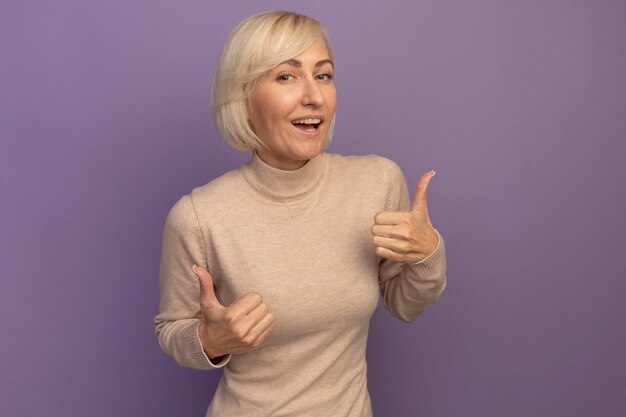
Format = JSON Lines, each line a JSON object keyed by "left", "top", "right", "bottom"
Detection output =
{"left": 281, "top": 59, "right": 334, "bottom": 68}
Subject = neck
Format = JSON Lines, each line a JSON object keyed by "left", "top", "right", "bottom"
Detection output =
{"left": 255, "top": 151, "right": 309, "bottom": 171}
{"left": 241, "top": 152, "right": 328, "bottom": 203}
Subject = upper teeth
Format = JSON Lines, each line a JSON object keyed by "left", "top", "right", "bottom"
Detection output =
{"left": 292, "top": 118, "right": 321, "bottom": 125}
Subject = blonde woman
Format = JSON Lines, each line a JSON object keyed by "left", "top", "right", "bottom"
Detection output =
{"left": 155, "top": 11, "right": 446, "bottom": 417}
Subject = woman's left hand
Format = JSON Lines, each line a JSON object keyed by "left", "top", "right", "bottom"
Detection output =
{"left": 371, "top": 171, "right": 439, "bottom": 264}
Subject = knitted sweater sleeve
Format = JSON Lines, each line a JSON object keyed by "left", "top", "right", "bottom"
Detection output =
{"left": 154, "top": 195, "right": 230, "bottom": 369}
{"left": 378, "top": 160, "right": 447, "bottom": 323}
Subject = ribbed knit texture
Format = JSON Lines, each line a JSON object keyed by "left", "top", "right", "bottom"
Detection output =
{"left": 155, "top": 152, "right": 446, "bottom": 417}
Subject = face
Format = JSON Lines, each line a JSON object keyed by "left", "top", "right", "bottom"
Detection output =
{"left": 247, "top": 37, "right": 337, "bottom": 170}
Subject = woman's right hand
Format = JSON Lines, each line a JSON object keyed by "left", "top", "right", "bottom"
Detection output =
{"left": 192, "top": 265, "right": 275, "bottom": 359}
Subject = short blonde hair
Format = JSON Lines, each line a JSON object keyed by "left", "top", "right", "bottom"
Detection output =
{"left": 211, "top": 11, "right": 335, "bottom": 151}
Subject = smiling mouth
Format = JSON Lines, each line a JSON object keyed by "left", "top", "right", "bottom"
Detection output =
{"left": 292, "top": 118, "right": 322, "bottom": 132}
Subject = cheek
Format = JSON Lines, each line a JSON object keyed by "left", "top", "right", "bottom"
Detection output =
{"left": 248, "top": 99, "right": 274, "bottom": 133}
{"left": 325, "top": 87, "right": 337, "bottom": 111}
{"left": 252, "top": 95, "right": 290, "bottom": 124}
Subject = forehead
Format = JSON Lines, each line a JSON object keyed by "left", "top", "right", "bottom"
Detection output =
{"left": 277, "top": 37, "right": 333, "bottom": 68}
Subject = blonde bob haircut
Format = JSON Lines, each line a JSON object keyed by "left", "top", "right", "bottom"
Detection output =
{"left": 212, "top": 11, "right": 335, "bottom": 151}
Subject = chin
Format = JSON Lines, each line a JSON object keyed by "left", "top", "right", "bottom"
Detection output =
{"left": 296, "top": 144, "right": 323, "bottom": 160}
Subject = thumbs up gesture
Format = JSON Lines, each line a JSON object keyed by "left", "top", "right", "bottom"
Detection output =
{"left": 192, "top": 265, "right": 275, "bottom": 359}
{"left": 371, "top": 171, "right": 439, "bottom": 264}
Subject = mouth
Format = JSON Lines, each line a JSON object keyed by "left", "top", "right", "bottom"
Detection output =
{"left": 291, "top": 117, "right": 323, "bottom": 133}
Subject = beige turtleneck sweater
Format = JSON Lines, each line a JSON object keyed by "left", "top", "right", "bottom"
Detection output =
{"left": 155, "top": 152, "right": 446, "bottom": 417}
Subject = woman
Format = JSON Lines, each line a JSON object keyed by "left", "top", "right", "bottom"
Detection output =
{"left": 155, "top": 11, "right": 446, "bottom": 417}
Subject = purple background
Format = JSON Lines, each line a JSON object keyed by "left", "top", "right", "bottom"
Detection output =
{"left": 2, "top": 0, "right": 625, "bottom": 416}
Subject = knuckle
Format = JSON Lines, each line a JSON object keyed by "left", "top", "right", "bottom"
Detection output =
{"left": 400, "top": 225, "right": 413, "bottom": 239}
{"left": 224, "top": 310, "right": 237, "bottom": 324}
{"left": 260, "top": 303, "right": 269, "bottom": 315}
{"left": 233, "top": 326, "right": 246, "bottom": 339}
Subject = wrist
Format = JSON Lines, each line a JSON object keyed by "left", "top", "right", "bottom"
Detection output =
{"left": 198, "top": 321, "right": 226, "bottom": 359}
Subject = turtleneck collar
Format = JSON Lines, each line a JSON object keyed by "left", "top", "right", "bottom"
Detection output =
{"left": 241, "top": 152, "right": 328, "bottom": 203}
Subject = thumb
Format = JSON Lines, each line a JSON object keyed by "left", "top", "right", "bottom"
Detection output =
{"left": 193, "top": 265, "right": 222, "bottom": 308}
{"left": 412, "top": 170, "right": 436, "bottom": 211}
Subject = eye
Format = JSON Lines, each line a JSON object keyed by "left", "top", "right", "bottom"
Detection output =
{"left": 316, "top": 73, "right": 334, "bottom": 81}
{"left": 276, "top": 73, "right": 294, "bottom": 82}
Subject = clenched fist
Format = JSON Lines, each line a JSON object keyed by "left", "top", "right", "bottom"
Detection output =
{"left": 193, "top": 265, "right": 275, "bottom": 359}
{"left": 371, "top": 170, "right": 439, "bottom": 264}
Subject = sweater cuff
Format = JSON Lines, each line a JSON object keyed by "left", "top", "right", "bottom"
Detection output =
{"left": 184, "top": 320, "right": 231, "bottom": 369}
{"left": 408, "top": 229, "right": 445, "bottom": 277}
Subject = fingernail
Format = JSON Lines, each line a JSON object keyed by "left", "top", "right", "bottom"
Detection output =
{"left": 430, "top": 170, "right": 436, "bottom": 177}
{"left": 192, "top": 265, "right": 199, "bottom": 276}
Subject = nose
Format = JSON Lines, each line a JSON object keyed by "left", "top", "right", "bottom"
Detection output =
{"left": 301, "top": 77, "right": 324, "bottom": 107}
